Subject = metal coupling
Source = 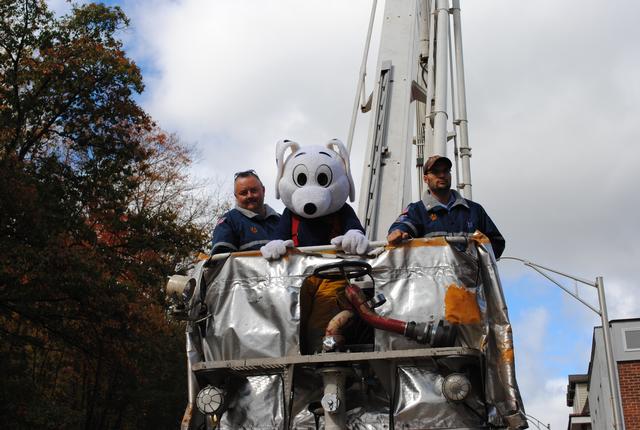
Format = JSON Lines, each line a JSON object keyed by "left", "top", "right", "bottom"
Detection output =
{"left": 322, "top": 335, "right": 340, "bottom": 352}
{"left": 405, "top": 320, "right": 457, "bottom": 347}
{"left": 366, "top": 293, "right": 387, "bottom": 309}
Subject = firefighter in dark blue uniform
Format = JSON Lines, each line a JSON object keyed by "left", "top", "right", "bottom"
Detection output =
{"left": 211, "top": 170, "right": 280, "bottom": 254}
{"left": 387, "top": 155, "right": 505, "bottom": 259}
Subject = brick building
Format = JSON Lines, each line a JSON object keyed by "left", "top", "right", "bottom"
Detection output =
{"left": 566, "top": 319, "right": 640, "bottom": 430}
{"left": 618, "top": 360, "right": 640, "bottom": 429}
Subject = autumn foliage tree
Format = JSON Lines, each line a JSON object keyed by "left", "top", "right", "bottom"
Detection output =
{"left": 0, "top": 1, "right": 227, "bottom": 428}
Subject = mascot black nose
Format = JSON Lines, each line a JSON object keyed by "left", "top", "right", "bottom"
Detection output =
{"left": 304, "top": 203, "right": 317, "bottom": 215}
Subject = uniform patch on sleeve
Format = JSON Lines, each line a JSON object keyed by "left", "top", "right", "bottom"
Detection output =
{"left": 250, "top": 226, "right": 258, "bottom": 233}
{"left": 394, "top": 207, "right": 409, "bottom": 222}
{"left": 430, "top": 213, "right": 438, "bottom": 221}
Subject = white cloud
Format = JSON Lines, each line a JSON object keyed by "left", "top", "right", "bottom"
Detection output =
{"left": 509, "top": 305, "right": 589, "bottom": 428}
{"left": 606, "top": 279, "right": 640, "bottom": 319}
{"left": 462, "top": 1, "right": 640, "bottom": 297}
{"left": 524, "top": 378, "right": 572, "bottom": 430}
{"left": 120, "top": 0, "right": 381, "bottom": 207}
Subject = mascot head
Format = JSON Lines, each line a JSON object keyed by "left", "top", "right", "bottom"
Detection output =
{"left": 275, "top": 138, "right": 355, "bottom": 219}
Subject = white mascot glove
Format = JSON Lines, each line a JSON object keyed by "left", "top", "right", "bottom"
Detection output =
{"left": 331, "top": 229, "right": 369, "bottom": 255}
{"left": 260, "top": 239, "right": 295, "bottom": 260}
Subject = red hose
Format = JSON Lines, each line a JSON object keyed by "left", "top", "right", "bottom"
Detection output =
{"left": 345, "top": 284, "right": 407, "bottom": 335}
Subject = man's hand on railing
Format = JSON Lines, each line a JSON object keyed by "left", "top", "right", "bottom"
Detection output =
{"left": 386, "top": 229, "right": 410, "bottom": 245}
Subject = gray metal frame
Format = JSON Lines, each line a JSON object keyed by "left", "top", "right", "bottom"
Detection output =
{"left": 193, "top": 347, "right": 485, "bottom": 430}
{"left": 193, "top": 346, "right": 480, "bottom": 371}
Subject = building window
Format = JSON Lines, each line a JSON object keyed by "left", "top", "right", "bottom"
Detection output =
{"left": 623, "top": 328, "right": 640, "bottom": 351}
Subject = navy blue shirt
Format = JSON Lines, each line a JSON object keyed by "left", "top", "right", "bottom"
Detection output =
{"left": 273, "top": 204, "right": 364, "bottom": 247}
{"left": 388, "top": 190, "right": 505, "bottom": 258}
{"left": 211, "top": 205, "right": 280, "bottom": 254}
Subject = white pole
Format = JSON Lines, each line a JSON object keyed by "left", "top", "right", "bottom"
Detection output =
{"left": 424, "top": 0, "right": 437, "bottom": 158}
{"left": 432, "top": 0, "right": 450, "bottom": 156}
{"left": 597, "top": 277, "right": 625, "bottom": 429}
{"left": 447, "top": 14, "right": 462, "bottom": 192}
{"left": 419, "top": 0, "right": 430, "bottom": 58}
{"left": 346, "top": 0, "right": 378, "bottom": 153}
{"left": 451, "top": 0, "right": 472, "bottom": 199}
{"left": 416, "top": 0, "right": 431, "bottom": 197}
{"left": 320, "top": 368, "right": 348, "bottom": 430}
{"left": 186, "top": 334, "right": 198, "bottom": 405}
{"left": 421, "top": 0, "right": 437, "bottom": 201}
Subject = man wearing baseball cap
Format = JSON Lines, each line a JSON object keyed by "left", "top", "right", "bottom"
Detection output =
{"left": 386, "top": 155, "right": 505, "bottom": 258}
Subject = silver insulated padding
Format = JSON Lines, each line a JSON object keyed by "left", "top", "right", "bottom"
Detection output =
{"left": 182, "top": 235, "right": 527, "bottom": 429}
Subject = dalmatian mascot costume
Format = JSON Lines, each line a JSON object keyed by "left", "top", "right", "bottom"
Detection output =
{"left": 260, "top": 138, "right": 369, "bottom": 353}
{"left": 260, "top": 138, "right": 369, "bottom": 259}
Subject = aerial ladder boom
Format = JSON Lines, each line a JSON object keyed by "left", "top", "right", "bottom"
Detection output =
{"left": 357, "top": 0, "right": 473, "bottom": 240}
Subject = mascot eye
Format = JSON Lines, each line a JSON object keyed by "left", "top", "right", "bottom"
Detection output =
{"left": 292, "top": 165, "right": 308, "bottom": 187}
{"left": 316, "top": 165, "right": 333, "bottom": 187}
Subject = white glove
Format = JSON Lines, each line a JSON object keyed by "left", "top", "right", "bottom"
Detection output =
{"left": 260, "top": 239, "right": 295, "bottom": 260}
{"left": 331, "top": 229, "right": 369, "bottom": 255}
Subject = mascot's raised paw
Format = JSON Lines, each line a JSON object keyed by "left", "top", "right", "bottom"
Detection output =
{"left": 260, "top": 239, "right": 294, "bottom": 260}
{"left": 331, "top": 229, "right": 369, "bottom": 255}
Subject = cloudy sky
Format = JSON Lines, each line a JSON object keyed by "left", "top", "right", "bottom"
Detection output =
{"left": 50, "top": 0, "right": 640, "bottom": 428}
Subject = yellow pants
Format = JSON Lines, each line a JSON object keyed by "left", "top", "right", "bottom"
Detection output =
{"left": 299, "top": 276, "right": 347, "bottom": 354}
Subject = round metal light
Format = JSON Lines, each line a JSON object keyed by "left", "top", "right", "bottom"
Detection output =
{"left": 441, "top": 373, "right": 471, "bottom": 402}
{"left": 195, "top": 385, "right": 225, "bottom": 415}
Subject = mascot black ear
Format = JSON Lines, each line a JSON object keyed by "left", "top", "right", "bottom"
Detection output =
{"left": 326, "top": 138, "right": 355, "bottom": 202}
{"left": 275, "top": 139, "right": 300, "bottom": 200}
